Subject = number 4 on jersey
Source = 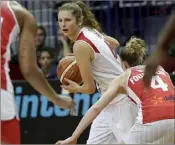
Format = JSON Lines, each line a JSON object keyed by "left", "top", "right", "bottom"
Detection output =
{"left": 151, "top": 76, "right": 168, "bottom": 91}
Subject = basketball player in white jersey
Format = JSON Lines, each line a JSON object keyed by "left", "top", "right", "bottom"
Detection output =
{"left": 1, "top": 1, "right": 75, "bottom": 144}
{"left": 56, "top": 37, "right": 175, "bottom": 144}
{"left": 57, "top": 1, "right": 138, "bottom": 144}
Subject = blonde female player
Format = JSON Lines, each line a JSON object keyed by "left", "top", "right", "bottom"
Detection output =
{"left": 56, "top": 37, "right": 175, "bottom": 144}
{"left": 57, "top": 1, "right": 138, "bottom": 144}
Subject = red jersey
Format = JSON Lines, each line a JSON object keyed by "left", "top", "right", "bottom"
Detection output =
{"left": 1, "top": 1, "right": 20, "bottom": 92}
{"left": 127, "top": 66, "right": 175, "bottom": 124}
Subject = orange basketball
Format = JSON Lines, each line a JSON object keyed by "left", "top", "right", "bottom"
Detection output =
{"left": 57, "top": 56, "right": 82, "bottom": 85}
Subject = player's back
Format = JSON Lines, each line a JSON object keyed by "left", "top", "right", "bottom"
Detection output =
{"left": 76, "top": 27, "right": 124, "bottom": 94}
{"left": 1, "top": 1, "right": 20, "bottom": 92}
{"left": 127, "top": 65, "right": 175, "bottom": 124}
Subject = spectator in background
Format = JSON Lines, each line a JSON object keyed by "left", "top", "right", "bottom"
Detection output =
{"left": 36, "top": 25, "right": 46, "bottom": 49}
{"left": 36, "top": 25, "right": 47, "bottom": 57}
{"left": 38, "top": 48, "right": 57, "bottom": 79}
{"left": 170, "top": 71, "right": 175, "bottom": 85}
{"left": 56, "top": 28, "right": 72, "bottom": 61}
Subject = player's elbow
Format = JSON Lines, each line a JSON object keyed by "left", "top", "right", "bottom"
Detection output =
{"left": 21, "top": 68, "right": 33, "bottom": 78}
{"left": 20, "top": 64, "right": 38, "bottom": 78}
{"left": 89, "top": 87, "right": 96, "bottom": 94}
{"left": 106, "top": 36, "right": 120, "bottom": 49}
{"left": 91, "top": 105, "right": 102, "bottom": 115}
{"left": 113, "top": 40, "right": 120, "bottom": 48}
{"left": 88, "top": 84, "right": 96, "bottom": 94}
{"left": 86, "top": 85, "right": 96, "bottom": 94}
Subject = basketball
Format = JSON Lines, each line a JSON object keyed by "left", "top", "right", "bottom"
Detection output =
{"left": 57, "top": 56, "right": 82, "bottom": 85}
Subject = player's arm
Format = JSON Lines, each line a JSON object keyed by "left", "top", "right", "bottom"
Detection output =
{"left": 105, "top": 35, "right": 120, "bottom": 50}
{"left": 143, "top": 11, "right": 175, "bottom": 88}
{"left": 73, "top": 41, "right": 96, "bottom": 94}
{"left": 61, "top": 41, "right": 96, "bottom": 94}
{"left": 56, "top": 71, "right": 130, "bottom": 144}
{"left": 70, "top": 71, "right": 129, "bottom": 139}
{"left": 15, "top": 4, "right": 74, "bottom": 110}
{"left": 157, "top": 11, "right": 175, "bottom": 52}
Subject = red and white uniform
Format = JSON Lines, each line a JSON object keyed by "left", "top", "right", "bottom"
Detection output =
{"left": 76, "top": 27, "right": 123, "bottom": 95}
{"left": 1, "top": 1, "right": 20, "bottom": 144}
{"left": 1, "top": 1, "right": 20, "bottom": 120}
{"left": 75, "top": 27, "right": 138, "bottom": 144}
{"left": 123, "top": 66, "right": 175, "bottom": 144}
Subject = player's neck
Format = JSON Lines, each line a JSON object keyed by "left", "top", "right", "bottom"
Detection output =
{"left": 69, "top": 27, "right": 82, "bottom": 42}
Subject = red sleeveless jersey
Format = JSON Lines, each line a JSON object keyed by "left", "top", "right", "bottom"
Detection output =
{"left": 1, "top": 1, "right": 20, "bottom": 92}
{"left": 127, "top": 66, "right": 175, "bottom": 124}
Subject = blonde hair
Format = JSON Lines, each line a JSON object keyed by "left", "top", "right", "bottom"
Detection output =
{"left": 58, "top": 0, "right": 102, "bottom": 33}
{"left": 120, "top": 37, "right": 146, "bottom": 66}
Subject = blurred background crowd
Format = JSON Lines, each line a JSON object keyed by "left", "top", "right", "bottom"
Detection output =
{"left": 10, "top": 0, "right": 175, "bottom": 83}
{"left": 6, "top": 1, "right": 175, "bottom": 144}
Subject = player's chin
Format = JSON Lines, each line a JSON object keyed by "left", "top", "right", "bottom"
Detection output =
{"left": 62, "top": 32, "right": 69, "bottom": 37}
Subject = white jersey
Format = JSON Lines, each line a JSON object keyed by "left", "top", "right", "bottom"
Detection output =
{"left": 76, "top": 27, "right": 126, "bottom": 103}
{"left": 1, "top": 1, "right": 20, "bottom": 120}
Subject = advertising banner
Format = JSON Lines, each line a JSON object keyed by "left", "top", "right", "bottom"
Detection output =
{"left": 13, "top": 80, "right": 100, "bottom": 144}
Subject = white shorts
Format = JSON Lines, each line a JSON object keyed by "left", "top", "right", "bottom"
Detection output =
{"left": 87, "top": 97, "right": 138, "bottom": 144}
{"left": 1, "top": 89, "right": 18, "bottom": 120}
{"left": 122, "top": 119, "right": 175, "bottom": 144}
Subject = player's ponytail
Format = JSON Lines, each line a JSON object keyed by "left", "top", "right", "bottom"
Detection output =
{"left": 73, "top": 0, "right": 102, "bottom": 33}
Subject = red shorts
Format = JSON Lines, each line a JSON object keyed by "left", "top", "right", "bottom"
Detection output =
{"left": 1, "top": 117, "right": 20, "bottom": 144}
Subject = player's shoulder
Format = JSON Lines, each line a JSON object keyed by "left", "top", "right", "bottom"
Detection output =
{"left": 82, "top": 27, "right": 103, "bottom": 38}
{"left": 74, "top": 27, "right": 96, "bottom": 48}
{"left": 9, "top": 1, "right": 36, "bottom": 29}
{"left": 9, "top": 1, "right": 27, "bottom": 14}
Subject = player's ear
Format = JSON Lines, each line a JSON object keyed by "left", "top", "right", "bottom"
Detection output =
{"left": 78, "top": 16, "right": 83, "bottom": 26}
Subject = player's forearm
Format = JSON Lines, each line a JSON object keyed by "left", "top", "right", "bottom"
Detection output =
{"left": 22, "top": 67, "right": 58, "bottom": 104}
{"left": 72, "top": 106, "right": 101, "bottom": 139}
{"left": 77, "top": 84, "right": 96, "bottom": 94}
